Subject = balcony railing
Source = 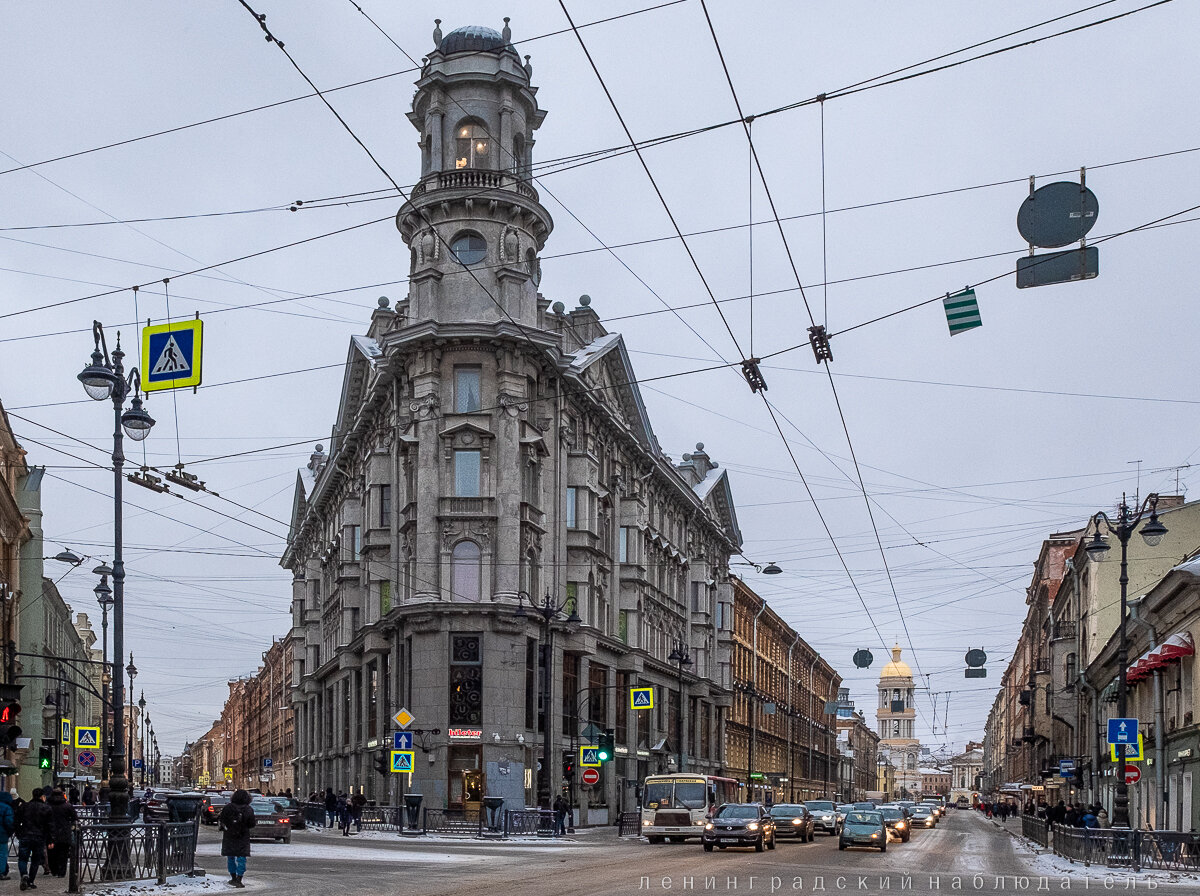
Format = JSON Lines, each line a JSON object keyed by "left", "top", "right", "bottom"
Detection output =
{"left": 410, "top": 169, "right": 539, "bottom": 202}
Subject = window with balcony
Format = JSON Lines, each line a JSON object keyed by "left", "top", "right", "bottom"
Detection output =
{"left": 455, "top": 122, "right": 490, "bottom": 169}
{"left": 454, "top": 450, "right": 481, "bottom": 496}
{"left": 454, "top": 367, "right": 481, "bottom": 413}
{"left": 450, "top": 541, "right": 482, "bottom": 602}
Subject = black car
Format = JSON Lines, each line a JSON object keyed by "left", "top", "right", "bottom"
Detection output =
{"left": 701, "top": 803, "right": 777, "bottom": 852}
{"left": 201, "top": 792, "right": 230, "bottom": 826}
{"left": 769, "top": 804, "right": 815, "bottom": 841}
{"left": 877, "top": 805, "right": 911, "bottom": 842}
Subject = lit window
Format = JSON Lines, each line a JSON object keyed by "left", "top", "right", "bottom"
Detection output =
{"left": 450, "top": 232, "right": 487, "bottom": 266}
{"left": 455, "top": 123, "right": 490, "bottom": 169}
{"left": 454, "top": 450, "right": 481, "bottom": 497}
{"left": 455, "top": 368, "right": 481, "bottom": 413}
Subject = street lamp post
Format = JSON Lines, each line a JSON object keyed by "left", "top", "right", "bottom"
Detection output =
{"left": 140, "top": 701, "right": 148, "bottom": 788}
{"left": 516, "top": 591, "right": 579, "bottom": 808}
{"left": 93, "top": 569, "right": 114, "bottom": 782}
{"left": 1083, "top": 493, "right": 1168, "bottom": 830}
{"left": 126, "top": 656, "right": 137, "bottom": 786}
{"left": 78, "top": 320, "right": 155, "bottom": 821}
{"left": 667, "top": 641, "right": 692, "bottom": 773}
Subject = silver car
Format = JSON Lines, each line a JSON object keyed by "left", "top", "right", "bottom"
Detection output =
{"left": 804, "top": 800, "right": 840, "bottom": 835}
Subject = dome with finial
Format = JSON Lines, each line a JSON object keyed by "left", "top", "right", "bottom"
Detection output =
{"left": 879, "top": 644, "right": 912, "bottom": 680}
{"left": 438, "top": 24, "right": 520, "bottom": 59}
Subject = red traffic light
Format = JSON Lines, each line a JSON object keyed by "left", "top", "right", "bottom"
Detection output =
{"left": 0, "top": 701, "right": 19, "bottom": 724}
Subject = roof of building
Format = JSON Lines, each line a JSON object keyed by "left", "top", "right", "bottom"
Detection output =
{"left": 440, "top": 25, "right": 519, "bottom": 59}
{"left": 879, "top": 644, "right": 913, "bottom": 680}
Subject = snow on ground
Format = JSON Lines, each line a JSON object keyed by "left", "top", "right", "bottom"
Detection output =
{"left": 78, "top": 874, "right": 224, "bottom": 896}
{"left": 1004, "top": 822, "right": 1200, "bottom": 886}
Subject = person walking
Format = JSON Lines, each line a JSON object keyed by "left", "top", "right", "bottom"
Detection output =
{"left": 219, "top": 790, "right": 256, "bottom": 888}
{"left": 336, "top": 793, "right": 351, "bottom": 836}
{"left": 0, "top": 791, "right": 15, "bottom": 881}
{"left": 16, "top": 788, "right": 51, "bottom": 890}
{"left": 350, "top": 792, "right": 366, "bottom": 834}
{"left": 46, "top": 789, "right": 76, "bottom": 878}
{"left": 323, "top": 788, "right": 337, "bottom": 828}
{"left": 81, "top": 786, "right": 96, "bottom": 808}
{"left": 552, "top": 794, "right": 568, "bottom": 837}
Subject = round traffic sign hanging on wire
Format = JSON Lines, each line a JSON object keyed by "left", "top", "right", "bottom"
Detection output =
{"left": 1017, "top": 181, "right": 1099, "bottom": 248}
{"left": 965, "top": 648, "right": 987, "bottom": 668}
{"left": 853, "top": 649, "right": 874, "bottom": 669}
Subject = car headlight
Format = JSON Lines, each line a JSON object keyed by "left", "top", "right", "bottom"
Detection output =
{"left": 792, "top": 819, "right": 802, "bottom": 825}
{"left": 705, "top": 823, "right": 714, "bottom": 831}
{"left": 747, "top": 822, "right": 759, "bottom": 831}
{"left": 896, "top": 822, "right": 905, "bottom": 829}
{"left": 871, "top": 832, "right": 878, "bottom": 838}
{"left": 643, "top": 820, "right": 651, "bottom": 826}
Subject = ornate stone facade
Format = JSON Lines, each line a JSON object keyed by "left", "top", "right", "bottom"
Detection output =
{"left": 281, "top": 22, "right": 742, "bottom": 820}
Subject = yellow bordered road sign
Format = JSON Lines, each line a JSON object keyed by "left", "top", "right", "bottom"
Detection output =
{"left": 630, "top": 687, "right": 654, "bottom": 710}
{"left": 580, "top": 746, "right": 600, "bottom": 768}
{"left": 75, "top": 726, "right": 100, "bottom": 749}
{"left": 142, "top": 319, "right": 203, "bottom": 392}
{"left": 1110, "top": 733, "right": 1144, "bottom": 762}
{"left": 391, "top": 750, "right": 414, "bottom": 773}
{"left": 61, "top": 719, "right": 71, "bottom": 745}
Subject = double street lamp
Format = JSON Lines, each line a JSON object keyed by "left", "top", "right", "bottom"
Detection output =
{"left": 515, "top": 591, "right": 579, "bottom": 808}
{"left": 667, "top": 641, "right": 692, "bottom": 773}
{"left": 1083, "top": 493, "right": 1168, "bottom": 829}
{"left": 79, "top": 321, "right": 154, "bottom": 819}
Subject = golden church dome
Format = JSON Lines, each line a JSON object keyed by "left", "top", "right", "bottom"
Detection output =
{"left": 879, "top": 644, "right": 912, "bottom": 680}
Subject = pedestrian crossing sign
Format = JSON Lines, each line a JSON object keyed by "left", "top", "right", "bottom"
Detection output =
{"left": 61, "top": 719, "right": 71, "bottom": 745}
{"left": 75, "top": 726, "right": 100, "bottom": 749}
{"left": 580, "top": 746, "right": 600, "bottom": 768}
{"left": 1109, "top": 733, "right": 1144, "bottom": 762}
{"left": 390, "top": 750, "right": 414, "bottom": 773}
{"left": 142, "top": 318, "right": 203, "bottom": 393}
{"left": 630, "top": 687, "right": 654, "bottom": 710}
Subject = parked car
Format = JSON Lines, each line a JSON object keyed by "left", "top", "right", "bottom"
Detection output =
{"left": 908, "top": 805, "right": 936, "bottom": 829}
{"left": 701, "top": 803, "right": 777, "bottom": 852}
{"left": 876, "top": 805, "right": 911, "bottom": 842}
{"left": 201, "top": 793, "right": 230, "bottom": 825}
{"left": 246, "top": 797, "right": 291, "bottom": 843}
{"left": 274, "top": 796, "right": 306, "bottom": 830}
{"left": 839, "top": 810, "right": 887, "bottom": 852}
{"left": 804, "top": 800, "right": 840, "bottom": 835}
{"left": 768, "top": 804, "right": 815, "bottom": 841}
{"left": 144, "top": 791, "right": 205, "bottom": 823}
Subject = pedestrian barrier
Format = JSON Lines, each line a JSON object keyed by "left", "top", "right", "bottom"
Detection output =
{"left": 1047, "top": 824, "right": 1200, "bottom": 872}
{"left": 423, "top": 807, "right": 481, "bottom": 835}
{"left": 1021, "top": 815, "right": 1049, "bottom": 847}
{"left": 618, "top": 811, "right": 641, "bottom": 837}
{"left": 67, "top": 817, "right": 199, "bottom": 893}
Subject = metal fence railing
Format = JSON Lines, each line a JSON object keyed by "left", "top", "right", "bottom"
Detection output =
{"left": 1022, "top": 815, "right": 1049, "bottom": 847}
{"left": 618, "top": 812, "right": 641, "bottom": 837}
{"left": 296, "top": 802, "right": 583, "bottom": 839}
{"left": 423, "top": 807, "right": 481, "bottom": 835}
{"left": 68, "top": 818, "right": 199, "bottom": 893}
{"left": 1135, "top": 830, "right": 1200, "bottom": 871}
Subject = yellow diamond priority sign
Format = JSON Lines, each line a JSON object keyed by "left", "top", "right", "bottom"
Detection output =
{"left": 393, "top": 707, "right": 415, "bottom": 729}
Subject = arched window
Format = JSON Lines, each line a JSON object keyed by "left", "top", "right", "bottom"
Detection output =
{"left": 455, "top": 122, "right": 491, "bottom": 169}
{"left": 451, "top": 541, "right": 482, "bottom": 602}
{"left": 512, "top": 134, "right": 526, "bottom": 176}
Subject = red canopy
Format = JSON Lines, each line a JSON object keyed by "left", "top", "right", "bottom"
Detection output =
{"left": 1158, "top": 631, "right": 1195, "bottom": 662}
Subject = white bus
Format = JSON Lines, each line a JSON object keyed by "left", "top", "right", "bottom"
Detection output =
{"left": 640, "top": 774, "right": 740, "bottom": 842}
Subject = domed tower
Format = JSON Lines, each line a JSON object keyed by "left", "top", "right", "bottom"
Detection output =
{"left": 876, "top": 644, "right": 921, "bottom": 796}
{"left": 396, "top": 19, "right": 553, "bottom": 327}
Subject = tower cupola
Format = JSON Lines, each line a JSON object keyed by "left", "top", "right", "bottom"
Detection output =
{"left": 396, "top": 18, "right": 553, "bottom": 328}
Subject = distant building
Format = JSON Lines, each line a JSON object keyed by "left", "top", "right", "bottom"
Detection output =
{"left": 951, "top": 744, "right": 983, "bottom": 806}
{"left": 876, "top": 645, "right": 921, "bottom": 797}
{"left": 919, "top": 768, "right": 950, "bottom": 796}
{"left": 835, "top": 688, "right": 880, "bottom": 802}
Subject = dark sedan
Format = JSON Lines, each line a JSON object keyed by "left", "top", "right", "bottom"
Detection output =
{"left": 701, "top": 803, "right": 777, "bottom": 852}
{"left": 877, "top": 805, "right": 911, "bottom": 842}
{"left": 769, "top": 804, "right": 815, "bottom": 841}
{"left": 201, "top": 793, "right": 230, "bottom": 826}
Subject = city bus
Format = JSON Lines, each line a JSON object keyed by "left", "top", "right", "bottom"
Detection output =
{"left": 640, "top": 774, "right": 740, "bottom": 842}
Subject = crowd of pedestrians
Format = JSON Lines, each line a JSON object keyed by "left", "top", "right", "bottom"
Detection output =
{"left": 1, "top": 787, "right": 79, "bottom": 890}
{"left": 314, "top": 787, "right": 367, "bottom": 835}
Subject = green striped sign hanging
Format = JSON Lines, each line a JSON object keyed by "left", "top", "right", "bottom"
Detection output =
{"left": 944, "top": 288, "right": 982, "bottom": 335}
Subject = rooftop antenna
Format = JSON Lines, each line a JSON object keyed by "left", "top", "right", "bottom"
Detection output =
{"left": 1128, "top": 459, "right": 1143, "bottom": 501}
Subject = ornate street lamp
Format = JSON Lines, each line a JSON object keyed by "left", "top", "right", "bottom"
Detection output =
{"left": 79, "top": 321, "right": 154, "bottom": 821}
{"left": 516, "top": 591, "right": 580, "bottom": 808}
{"left": 126, "top": 655, "right": 137, "bottom": 786}
{"left": 1083, "top": 493, "right": 1167, "bottom": 829}
{"left": 93, "top": 567, "right": 114, "bottom": 781}
{"left": 667, "top": 641, "right": 693, "bottom": 773}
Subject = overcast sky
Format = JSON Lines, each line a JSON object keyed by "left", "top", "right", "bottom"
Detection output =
{"left": 2, "top": 0, "right": 1198, "bottom": 760}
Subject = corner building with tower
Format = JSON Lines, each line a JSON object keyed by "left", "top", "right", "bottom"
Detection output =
{"left": 282, "top": 21, "right": 743, "bottom": 820}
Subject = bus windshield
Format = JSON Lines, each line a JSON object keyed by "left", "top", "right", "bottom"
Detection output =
{"left": 644, "top": 778, "right": 708, "bottom": 809}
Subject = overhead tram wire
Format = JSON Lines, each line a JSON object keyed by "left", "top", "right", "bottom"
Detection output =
{"left": 342, "top": 0, "right": 732, "bottom": 366}
{"left": 0, "top": 0, "right": 692, "bottom": 179}
{"left": 699, "top": 0, "right": 932, "bottom": 716}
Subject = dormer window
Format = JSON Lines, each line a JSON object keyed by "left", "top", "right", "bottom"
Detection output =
{"left": 455, "top": 123, "right": 490, "bottom": 169}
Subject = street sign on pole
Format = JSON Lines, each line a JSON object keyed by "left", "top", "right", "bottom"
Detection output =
{"left": 580, "top": 746, "right": 600, "bottom": 768}
{"left": 630, "top": 688, "right": 654, "bottom": 710}
{"left": 581, "top": 767, "right": 600, "bottom": 786}
{"left": 1109, "top": 734, "right": 1144, "bottom": 762}
{"left": 393, "top": 732, "right": 414, "bottom": 750}
{"left": 1107, "top": 718, "right": 1138, "bottom": 745}
{"left": 390, "top": 751, "right": 414, "bottom": 773}
{"left": 1058, "top": 759, "right": 1076, "bottom": 778}
{"left": 1124, "top": 765, "right": 1141, "bottom": 785}
{"left": 393, "top": 708, "right": 415, "bottom": 729}
{"left": 141, "top": 319, "right": 204, "bottom": 393}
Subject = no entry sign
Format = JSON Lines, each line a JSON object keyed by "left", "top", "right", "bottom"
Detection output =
{"left": 581, "top": 767, "right": 600, "bottom": 786}
{"left": 1124, "top": 765, "right": 1141, "bottom": 785}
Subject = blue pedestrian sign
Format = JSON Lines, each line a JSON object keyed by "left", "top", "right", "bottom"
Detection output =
{"left": 390, "top": 750, "right": 414, "bottom": 773}
{"left": 142, "top": 319, "right": 204, "bottom": 393}
{"left": 393, "top": 732, "right": 413, "bottom": 750}
{"left": 1108, "top": 718, "right": 1138, "bottom": 745}
{"left": 1058, "top": 759, "right": 1076, "bottom": 778}
{"left": 630, "top": 687, "right": 654, "bottom": 710}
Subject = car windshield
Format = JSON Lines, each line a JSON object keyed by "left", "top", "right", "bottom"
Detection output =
{"left": 879, "top": 808, "right": 903, "bottom": 820}
{"left": 769, "top": 805, "right": 804, "bottom": 817}
{"left": 250, "top": 799, "right": 282, "bottom": 815}
{"left": 805, "top": 801, "right": 835, "bottom": 812}
{"left": 846, "top": 812, "right": 882, "bottom": 825}
{"left": 911, "top": 807, "right": 931, "bottom": 815}
{"left": 716, "top": 805, "right": 759, "bottom": 819}
{"left": 853, "top": 802, "right": 876, "bottom": 810}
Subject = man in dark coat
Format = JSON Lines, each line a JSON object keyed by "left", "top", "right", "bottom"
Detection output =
{"left": 17, "top": 788, "right": 51, "bottom": 890}
{"left": 219, "top": 790, "right": 256, "bottom": 888}
{"left": 46, "top": 790, "right": 77, "bottom": 878}
{"left": 323, "top": 788, "right": 336, "bottom": 828}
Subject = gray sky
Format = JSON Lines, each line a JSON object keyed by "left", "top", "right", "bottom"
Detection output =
{"left": 3, "top": 0, "right": 1197, "bottom": 758}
